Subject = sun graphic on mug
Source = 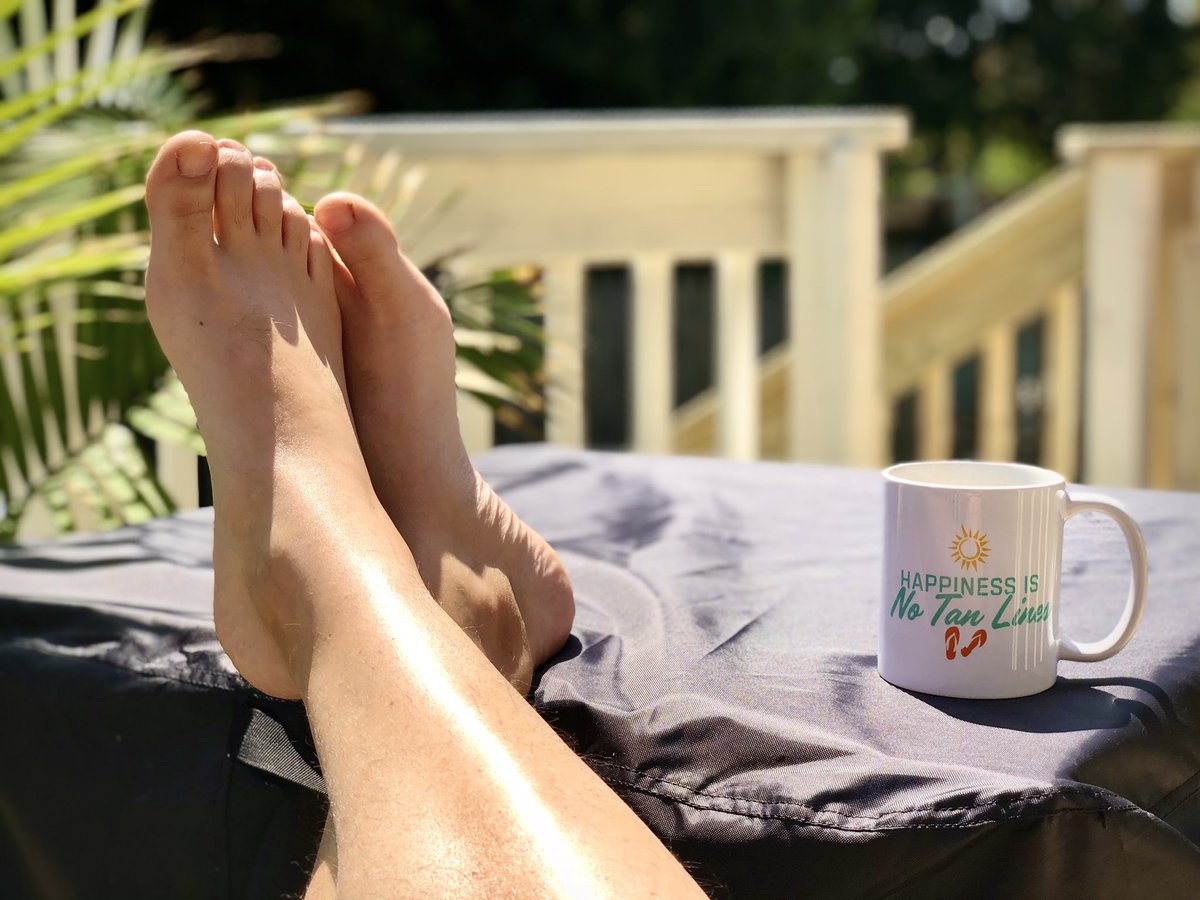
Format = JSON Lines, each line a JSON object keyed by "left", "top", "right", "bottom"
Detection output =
{"left": 949, "top": 525, "right": 991, "bottom": 571}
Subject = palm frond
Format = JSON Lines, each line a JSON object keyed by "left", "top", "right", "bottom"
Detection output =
{"left": 0, "top": 0, "right": 148, "bottom": 85}
{"left": 0, "top": 1, "right": 546, "bottom": 541}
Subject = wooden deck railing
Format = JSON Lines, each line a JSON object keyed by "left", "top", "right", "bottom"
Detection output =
{"left": 670, "top": 168, "right": 1088, "bottom": 473}
{"left": 671, "top": 126, "right": 1200, "bottom": 491}
{"left": 880, "top": 168, "right": 1087, "bottom": 478}
{"left": 359, "top": 110, "right": 909, "bottom": 466}
{"left": 146, "top": 118, "right": 1195, "bottom": 506}
{"left": 13, "top": 116, "right": 1200, "bottom": 540}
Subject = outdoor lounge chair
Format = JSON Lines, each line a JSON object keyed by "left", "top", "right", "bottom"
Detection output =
{"left": 2, "top": 446, "right": 1197, "bottom": 897}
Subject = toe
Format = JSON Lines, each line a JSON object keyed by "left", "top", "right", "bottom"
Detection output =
{"left": 251, "top": 158, "right": 284, "bottom": 238}
{"left": 307, "top": 228, "right": 335, "bottom": 291}
{"left": 213, "top": 139, "right": 256, "bottom": 245}
{"left": 314, "top": 192, "right": 447, "bottom": 323}
{"left": 144, "top": 130, "right": 218, "bottom": 252}
{"left": 282, "top": 195, "right": 310, "bottom": 257}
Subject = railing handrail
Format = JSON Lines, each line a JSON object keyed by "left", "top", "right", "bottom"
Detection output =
{"left": 881, "top": 167, "right": 1088, "bottom": 395}
{"left": 882, "top": 167, "right": 1087, "bottom": 319}
{"left": 665, "top": 165, "right": 1091, "bottom": 463}
{"left": 327, "top": 108, "right": 911, "bottom": 154}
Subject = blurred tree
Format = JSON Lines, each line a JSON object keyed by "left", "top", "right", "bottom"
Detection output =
{"left": 147, "top": 0, "right": 1198, "bottom": 201}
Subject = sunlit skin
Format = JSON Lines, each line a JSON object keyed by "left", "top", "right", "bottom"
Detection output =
{"left": 313, "top": 188, "right": 576, "bottom": 695}
{"left": 143, "top": 130, "right": 705, "bottom": 899}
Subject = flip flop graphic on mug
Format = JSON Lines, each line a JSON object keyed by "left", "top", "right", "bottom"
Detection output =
{"left": 943, "top": 626, "right": 987, "bottom": 660}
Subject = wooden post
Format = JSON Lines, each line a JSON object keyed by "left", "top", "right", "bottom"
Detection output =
{"left": 1176, "top": 224, "right": 1200, "bottom": 490}
{"left": 1044, "top": 281, "right": 1083, "bottom": 481}
{"left": 1082, "top": 152, "right": 1162, "bottom": 486}
{"left": 541, "top": 258, "right": 586, "bottom": 447}
{"left": 785, "top": 151, "right": 822, "bottom": 462}
{"left": 832, "top": 139, "right": 886, "bottom": 469}
{"left": 784, "top": 141, "right": 884, "bottom": 467}
{"left": 716, "top": 251, "right": 760, "bottom": 459}
{"left": 631, "top": 254, "right": 674, "bottom": 454}
{"left": 980, "top": 323, "right": 1017, "bottom": 461}
{"left": 918, "top": 362, "right": 953, "bottom": 460}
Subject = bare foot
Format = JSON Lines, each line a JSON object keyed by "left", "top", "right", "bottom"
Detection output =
{"left": 143, "top": 133, "right": 401, "bottom": 699}
{"left": 313, "top": 192, "right": 574, "bottom": 692}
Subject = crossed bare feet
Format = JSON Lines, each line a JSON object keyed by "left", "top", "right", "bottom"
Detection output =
{"left": 143, "top": 131, "right": 573, "bottom": 699}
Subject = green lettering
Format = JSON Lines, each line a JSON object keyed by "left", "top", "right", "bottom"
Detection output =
{"left": 932, "top": 593, "right": 958, "bottom": 626}
{"left": 946, "top": 607, "right": 984, "bottom": 627}
{"left": 991, "top": 593, "right": 1014, "bottom": 629}
{"left": 891, "top": 586, "right": 924, "bottom": 621}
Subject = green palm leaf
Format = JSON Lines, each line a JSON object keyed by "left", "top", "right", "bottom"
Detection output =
{"left": 0, "top": 0, "right": 545, "bottom": 542}
{"left": 0, "top": 0, "right": 148, "bottom": 84}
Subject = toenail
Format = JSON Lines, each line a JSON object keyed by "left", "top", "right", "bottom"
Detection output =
{"left": 218, "top": 138, "right": 247, "bottom": 151}
{"left": 176, "top": 141, "right": 216, "bottom": 177}
{"left": 253, "top": 157, "right": 275, "bottom": 171}
{"left": 317, "top": 202, "right": 355, "bottom": 234}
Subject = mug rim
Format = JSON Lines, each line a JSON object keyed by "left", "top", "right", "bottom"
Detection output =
{"left": 883, "top": 459, "right": 1065, "bottom": 491}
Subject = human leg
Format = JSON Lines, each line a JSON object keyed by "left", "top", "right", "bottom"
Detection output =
{"left": 312, "top": 191, "right": 574, "bottom": 695}
{"left": 144, "top": 132, "right": 704, "bottom": 899}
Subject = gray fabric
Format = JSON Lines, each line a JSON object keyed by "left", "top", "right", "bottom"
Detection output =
{"left": 1, "top": 445, "right": 1198, "bottom": 898}
{"left": 496, "top": 447, "right": 1200, "bottom": 897}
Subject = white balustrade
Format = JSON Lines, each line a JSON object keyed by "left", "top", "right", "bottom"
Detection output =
{"left": 540, "top": 258, "right": 587, "bottom": 447}
{"left": 630, "top": 254, "right": 675, "bottom": 454}
{"left": 917, "top": 362, "right": 953, "bottom": 460}
{"left": 1044, "top": 281, "right": 1082, "bottom": 480}
{"left": 1175, "top": 224, "right": 1200, "bottom": 490}
{"left": 980, "top": 323, "right": 1017, "bottom": 462}
{"left": 333, "top": 111, "right": 906, "bottom": 466}
{"left": 1080, "top": 152, "right": 1163, "bottom": 486}
{"left": 716, "top": 251, "right": 760, "bottom": 460}
{"left": 785, "top": 141, "right": 887, "bottom": 468}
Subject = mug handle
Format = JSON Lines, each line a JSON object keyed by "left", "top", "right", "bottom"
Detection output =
{"left": 1056, "top": 491, "right": 1149, "bottom": 662}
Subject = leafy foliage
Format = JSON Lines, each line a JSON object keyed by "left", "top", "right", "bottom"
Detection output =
{"left": 0, "top": 0, "right": 544, "bottom": 541}
{"left": 150, "top": 0, "right": 1199, "bottom": 198}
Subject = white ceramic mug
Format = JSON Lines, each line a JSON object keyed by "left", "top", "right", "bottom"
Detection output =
{"left": 878, "top": 461, "right": 1149, "bottom": 699}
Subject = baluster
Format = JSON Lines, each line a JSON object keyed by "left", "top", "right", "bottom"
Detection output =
{"left": 980, "top": 323, "right": 1017, "bottom": 461}
{"left": 1176, "top": 224, "right": 1200, "bottom": 490}
{"left": 1044, "top": 281, "right": 1082, "bottom": 480}
{"left": 541, "top": 258, "right": 586, "bottom": 447}
{"left": 631, "top": 254, "right": 674, "bottom": 454}
{"left": 918, "top": 362, "right": 953, "bottom": 460}
{"left": 716, "top": 251, "right": 759, "bottom": 460}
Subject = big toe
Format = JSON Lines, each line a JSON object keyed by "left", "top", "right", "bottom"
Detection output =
{"left": 145, "top": 130, "right": 218, "bottom": 252}
{"left": 314, "top": 192, "right": 446, "bottom": 321}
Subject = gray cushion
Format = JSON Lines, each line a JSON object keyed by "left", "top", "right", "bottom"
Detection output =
{"left": 2, "top": 446, "right": 1198, "bottom": 898}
